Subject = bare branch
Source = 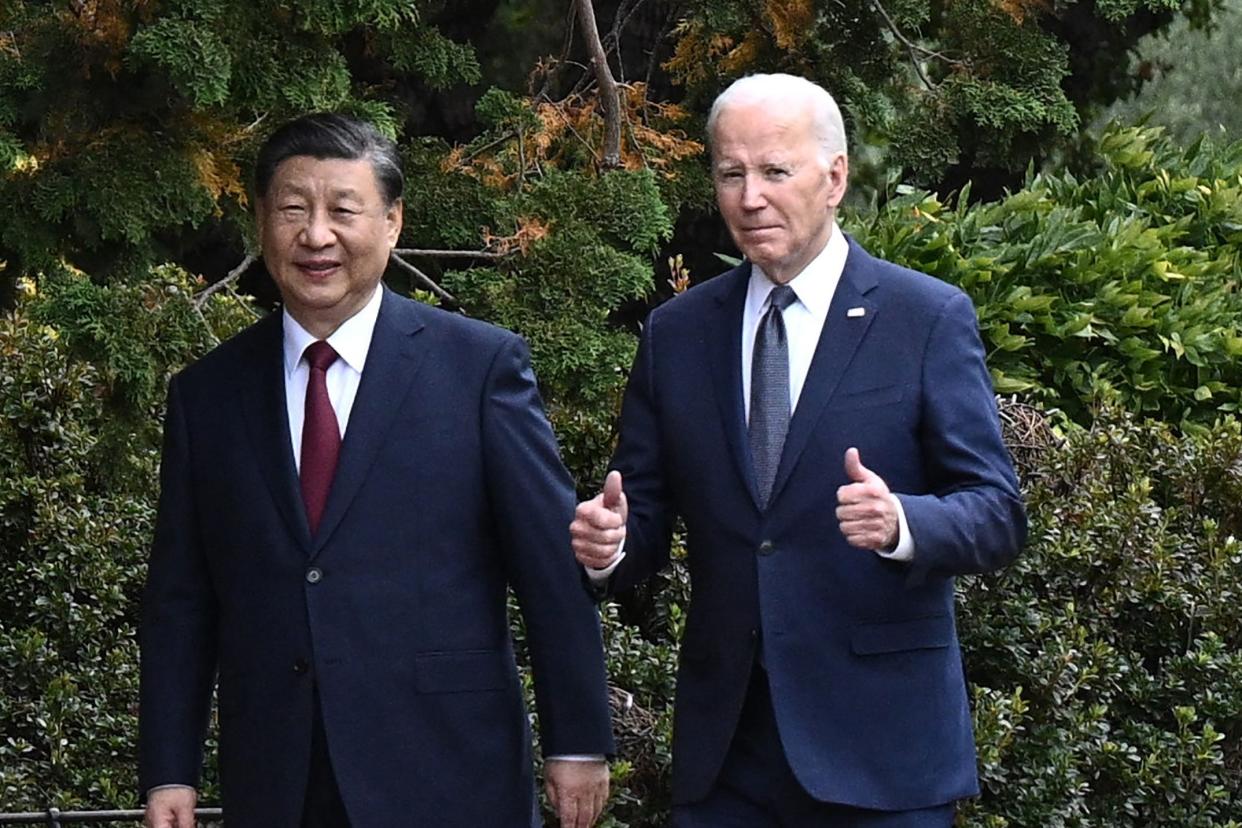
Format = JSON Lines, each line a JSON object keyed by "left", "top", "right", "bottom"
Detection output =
{"left": 195, "top": 254, "right": 255, "bottom": 310}
{"left": 390, "top": 253, "right": 459, "bottom": 307}
{"left": 575, "top": 0, "right": 623, "bottom": 167}
{"left": 191, "top": 302, "right": 221, "bottom": 348}
{"left": 393, "top": 247, "right": 508, "bottom": 261}
{"left": 870, "top": 0, "right": 964, "bottom": 91}
{"left": 462, "top": 130, "right": 519, "bottom": 164}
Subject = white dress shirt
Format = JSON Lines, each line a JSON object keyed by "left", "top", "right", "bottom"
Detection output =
{"left": 588, "top": 224, "right": 913, "bottom": 581}
{"left": 282, "top": 284, "right": 382, "bottom": 470}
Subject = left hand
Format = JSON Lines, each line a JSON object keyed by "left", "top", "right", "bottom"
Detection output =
{"left": 836, "top": 447, "right": 899, "bottom": 551}
{"left": 545, "top": 758, "right": 609, "bottom": 828}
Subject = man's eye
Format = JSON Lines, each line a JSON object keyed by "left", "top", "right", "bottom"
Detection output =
{"left": 281, "top": 205, "right": 306, "bottom": 214}
{"left": 765, "top": 168, "right": 790, "bottom": 179}
{"left": 332, "top": 207, "right": 358, "bottom": 216}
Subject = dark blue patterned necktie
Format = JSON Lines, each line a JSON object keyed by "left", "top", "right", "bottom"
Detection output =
{"left": 749, "top": 284, "right": 798, "bottom": 508}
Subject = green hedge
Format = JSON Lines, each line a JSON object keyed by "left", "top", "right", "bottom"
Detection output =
{"left": 855, "top": 125, "right": 1242, "bottom": 427}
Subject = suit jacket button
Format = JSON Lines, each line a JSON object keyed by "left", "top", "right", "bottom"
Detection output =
{"left": 758, "top": 540, "right": 775, "bottom": 556}
{"left": 292, "top": 658, "right": 309, "bottom": 675}
{"left": 305, "top": 567, "right": 323, "bottom": 584}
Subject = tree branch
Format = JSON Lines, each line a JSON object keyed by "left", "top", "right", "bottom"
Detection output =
{"left": 390, "top": 253, "right": 459, "bottom": 307}
{"left": 394, "top": 247, "right": 508, "bottom": 261}
{"left": 870, "top": 0, "right": 964, "bottom": 91}
{"left": 575, "top": 0, "right": 623, "bottom": 167}
{"left": 195, "top": 253, "right": 255, "bottom": 310}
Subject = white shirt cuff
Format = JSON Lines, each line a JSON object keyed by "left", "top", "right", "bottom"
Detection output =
{"left": 147, "top": 783, "right": 196, "bottom": 796}
{"left": 875, "top": 494, "right": 915, "bottom": 562}
{"left": 546, "top": 754, "right": 607, "bottom": 762}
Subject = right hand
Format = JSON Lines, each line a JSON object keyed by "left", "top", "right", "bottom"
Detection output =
{"left": 570, "top": 471, "right": 627, "bottom": 570}
{"left": 145, "top": 786, "right": 197, "bottom": 828}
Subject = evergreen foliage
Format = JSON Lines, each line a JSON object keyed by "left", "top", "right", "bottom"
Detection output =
{"left": 0, "top": 270, "right": 251, "bottom": 809}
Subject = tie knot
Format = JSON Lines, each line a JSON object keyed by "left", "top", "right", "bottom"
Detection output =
{"left": 768, "top": 285, "right": 797, "bottom": 313}
{"left": 304, "top": 340, "right": 339, "bottom": 372}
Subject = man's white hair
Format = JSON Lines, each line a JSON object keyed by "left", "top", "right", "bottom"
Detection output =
{"left": 707, "top": 73, "right": 848, "bottom": 162}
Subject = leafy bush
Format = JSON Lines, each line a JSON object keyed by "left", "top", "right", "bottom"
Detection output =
{"left": 961, "top": 401, "right": 1242, "bottom": 827}
{"left": 0, "top": 268, "right": 250, "bottom": 810}
{"left": 855, "top": 124, "right": 1242, "bottom": 426}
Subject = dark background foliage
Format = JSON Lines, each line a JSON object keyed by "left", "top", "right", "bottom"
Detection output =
{"left": 2, "top": 1, "right": 1241, "bottom": 825}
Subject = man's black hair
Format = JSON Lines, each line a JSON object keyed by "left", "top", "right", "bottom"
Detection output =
{"left": 254, "top": 113, "right": 404, "bottom": 205}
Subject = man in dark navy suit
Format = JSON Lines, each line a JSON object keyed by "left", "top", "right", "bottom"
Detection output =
{"left": 571, "top": 74, "right": 1026, "bottom": 826}
{"left": 140, "top": 114, "right": 614, "bottom": 828}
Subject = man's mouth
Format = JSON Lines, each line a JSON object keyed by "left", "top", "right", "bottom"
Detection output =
{"left": 296, "top": 260, "right": 341, "bottom": 276}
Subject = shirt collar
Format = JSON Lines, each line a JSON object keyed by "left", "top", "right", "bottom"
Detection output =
{"left": 282, "top": 283, "right": 384, "bottom": 377}
{"left": 746, "top": 222, "right": 849, "bottom": 321}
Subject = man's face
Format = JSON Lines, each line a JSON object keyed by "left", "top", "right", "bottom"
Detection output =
{"left": 711, "top": 101, "right": 847, "bottom": 284}
{"left": 257, "top": 155, "right": 402, "bottom": 338}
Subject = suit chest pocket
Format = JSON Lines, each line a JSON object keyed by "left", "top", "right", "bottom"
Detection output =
{"left": 825, "top": 383, "right": 905, "bottom": 412}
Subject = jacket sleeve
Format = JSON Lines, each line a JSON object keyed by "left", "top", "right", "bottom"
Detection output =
{"left": 480, "top": 335, "right": 615, "bottom": 758}
{"left": 897, "top": 291, "right": 1028, "bottom": 582}
{"left": 138, "top": 374, "right": 219, "bottom": 796}
{"left": 605, "top": 314, "right": 677, "bottom": 596}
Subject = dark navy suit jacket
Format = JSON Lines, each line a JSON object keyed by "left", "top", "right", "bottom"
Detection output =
{"left": 139, "top": 289, "right": 614, "bottom": 827}
{"left": 606, "top": 239, "right": 1026, "bottom": 810}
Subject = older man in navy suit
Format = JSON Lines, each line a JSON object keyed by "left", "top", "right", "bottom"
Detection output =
{"left": 571, "top": 74, "right": 1026, "bottom": 826}
{"left": 140, "top": 114, "right": 614, "bottom": 828}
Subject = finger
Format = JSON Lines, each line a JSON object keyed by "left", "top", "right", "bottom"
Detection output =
{"left": 545, "top": 778, "right": 560, "bottom": 813}
{"left": 836, "top": 482, "right": 874, "bottom": 505}
{"left": 560, "top": 794, "right": 581, "bottom": 828}
{"left": 570, "top": 519, "right": 626, "bottom": 545}
{"left": 574, "top": 501, "right": 625, "bottom": 531}
{"left": 571, "top": 534, "right": 623, "bottom": 562}
{"left": 844, "top": 447, "right": 875, "bottom": 483}
{"left": 592, "top": 785, "right": 608, "bottom": 825}
{"left": 602, "top": 470, "right": 624, "bottom": 512}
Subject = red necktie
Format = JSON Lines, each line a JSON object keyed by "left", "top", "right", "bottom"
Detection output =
{"left": 301, "top": 341, "right": 340, "bottom": 535}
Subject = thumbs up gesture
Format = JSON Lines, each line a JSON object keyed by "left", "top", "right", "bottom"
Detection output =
{"left": 571, "top": 470, "right": 628, "bottom": 570}
{"left": 836, "top": 448, "right": 899, "bottom": 551}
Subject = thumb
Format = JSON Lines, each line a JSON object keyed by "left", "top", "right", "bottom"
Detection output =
{"left": 602, "top": 470, "right": 625, "bottom": 512}
{"left": 844, "top": 447, "right": 876, "bottom": 483}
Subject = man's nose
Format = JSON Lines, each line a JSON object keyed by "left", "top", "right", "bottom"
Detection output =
{"left": 740, "top": 176, "right": 767, "bottom": 210}
{"left": 298, "top": 209, "right": 335, "bottom": 247}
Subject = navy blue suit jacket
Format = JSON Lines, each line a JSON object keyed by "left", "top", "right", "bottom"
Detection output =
{"left": 139, "top": 289, "right": 614, "bottom": 827}
{"left": 607, "top": 239, "right": 1026, "bottom": 810}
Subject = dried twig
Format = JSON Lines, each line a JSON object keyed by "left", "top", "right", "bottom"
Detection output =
{"left": 195, "top": 253, "right": 255, "bottom": 310}
{"left": 394, "top": 247, "right": 508, "bottom": 261}
{"left": 575, "top": 0, "right": 623, "bottom": 167}
{"left": 390, "top": 253, "right": 459, "bottom": 306}
{"left": 870, "top": 0, "right": 964, "bottom": 91}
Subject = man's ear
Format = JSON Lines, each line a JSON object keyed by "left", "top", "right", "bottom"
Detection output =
{"left": 386, "top": 199, "right": 404, "bottom": 247}
{"left": 826, "top": 152, "right": 849, "bottom": 209}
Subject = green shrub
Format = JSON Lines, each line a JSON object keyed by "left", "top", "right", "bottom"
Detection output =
{"left": 960, "top": 401, "right": 1242, "bottom": 826}
{"left": 0, "top": 268, "right": 250, "bottom": 810}
{"left": 854, "top": 124, "right": 1242, "bottom": 427}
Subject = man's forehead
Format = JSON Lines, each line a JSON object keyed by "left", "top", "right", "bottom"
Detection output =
{"left": 266, "top": 155, "right": 379, "bottom": 195}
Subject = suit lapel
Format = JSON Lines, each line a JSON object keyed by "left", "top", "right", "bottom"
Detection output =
{"left": 706, "top": 264, "right": 763, "bottom": 509}
{"left": 310, "top": 289, "right": 427, "bottom": 556}
{"left": 240, "top": 312, "right": 314, "bottom": 552}
{"left": 768, "top": 240, "right": 879, "bottom": 504}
